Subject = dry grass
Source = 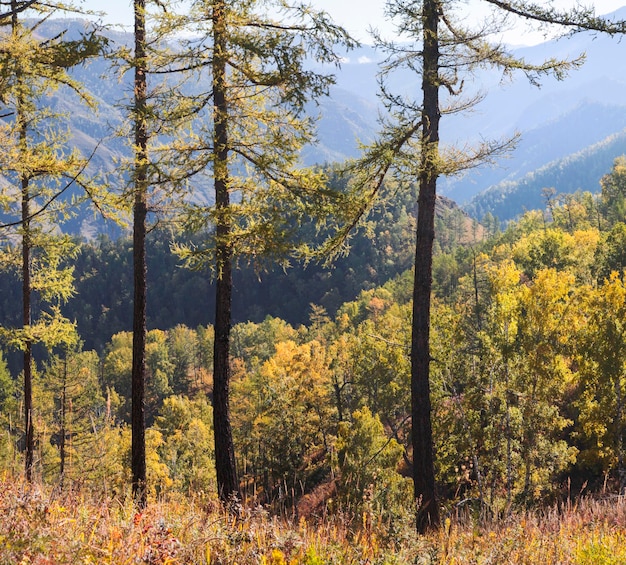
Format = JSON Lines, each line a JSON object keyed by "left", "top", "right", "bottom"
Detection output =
{"left": 1, "top": 475, "right": 626, "bottom": 564}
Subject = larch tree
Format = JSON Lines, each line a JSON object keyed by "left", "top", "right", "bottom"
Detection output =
{"left": 130, "top": 0, "right": 149, "bottom": 508}
{"left": 0, "top": 2, "right": 104, "bottom": 481}
{"left": 343, "top": 0, "right": 626, "bottom": 533}
{"left": 172, "top": 0, "right": 356, "bottom": 503}
{"left": 112, "top": 0, "right": 198, "bottom": 504}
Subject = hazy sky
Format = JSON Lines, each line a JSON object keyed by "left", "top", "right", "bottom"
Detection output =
{"left": 80, "top": 0, "right": 626, "bottom": 45}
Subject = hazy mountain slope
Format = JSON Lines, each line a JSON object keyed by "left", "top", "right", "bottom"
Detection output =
{"left": 10, "top": 11, "right": 626, "bottom": 236}
{"left": 465, "top": 129, "right": 626, "bottom": 222}
{"left": 440, "top": 8, "right": 626, "bottom": 203}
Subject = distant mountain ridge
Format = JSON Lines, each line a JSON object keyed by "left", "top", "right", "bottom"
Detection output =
{"left": 465, "top": 128, "right": 626, "bottom": 222}
{"left": 11, "top": 10, "right": 626, "bottom": 235}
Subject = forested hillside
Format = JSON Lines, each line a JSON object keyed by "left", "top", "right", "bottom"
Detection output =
{"left": 466, "top": 128, "right": 626, "bottom": 222}
{"left": 0, "top": 175, "right": 473, "bottom": 357}
{"left": 6, "top": 0, "right": 626, "bottom": 558}
{"left": 2, "top": 157, "right": 626, "bottom": 512}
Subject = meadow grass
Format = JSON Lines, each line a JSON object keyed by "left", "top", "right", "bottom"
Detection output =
{"left": 1, "top": 475, "right": 625, "bottom": 564}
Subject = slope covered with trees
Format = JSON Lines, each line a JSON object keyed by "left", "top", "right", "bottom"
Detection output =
{"left": 4, "top": 0, "right": 626, "bottom": 545}
{"left": 2, "top": 157, "right": 626, "bottom": 520}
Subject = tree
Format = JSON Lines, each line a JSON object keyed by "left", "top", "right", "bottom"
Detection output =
{"left": 576, "top": 274, "right": 626, "bottom": 491}
{"left": 0, "top": 350, "right": 17, "bottom": 475}
{"left": 119, "top": 0, "right": 198, "bottom": 505}
{"left": 153, "top": 395, "right": 215, "bottom": 494}
{"left": 173, "top": 0, "right": 356, "bottom": 503}
{"left": 343, "top": 0, "right": 626, "bottom": 533}
{"left": 600, "top": 156, "right": 626, "bottom": 226}
{"left": 131, "top": 0, "right": 149, "bottom": 506}
{"left": 595, "top": 222, "right": 626, "bottom": 282}
{"left": 336, "top": 406, "right": 411, "bottom": 520}
{"left": 102, "top": 329, "right": 177, "bottom": 423}
{"left": 40, "top": 347, "right": 105, "bottom": 485}
{"left": 0, "top": 3, "right": 104, "bottom": 481}
{"left": 231, "top": 339, "right": 333, "bottom": 502}
{"left": 167, "top": 324, "right": 197, "bottom": 394}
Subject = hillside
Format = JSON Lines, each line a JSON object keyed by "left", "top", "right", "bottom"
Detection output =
{"left": 10, "top": 12, "right": 626, "bottom": 238}
{"left": 3, "top": 175, "right": 626, "bottom": 522}
{"left": 466, "top": 128, "right": 626, "bottom": 222}
{"left": 0, "top": 180, "right": 479, "bottom": 354}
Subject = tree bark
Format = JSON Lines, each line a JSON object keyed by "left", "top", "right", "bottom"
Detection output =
{"left": 411, "top": 0, "right": 440, "bottom": 533}
{"left": 615, "top": 374, "right": 625, "bottom": 492}
{"left": 12, "top": 0, "right": 34, "bottom": 483}
{"left": 59, "top": 357, "right": 67, "bottom": 484}
{"left": 131, "top": 0, "right": 148, "bottom": 507}
{"left": 212, "top": 0, "right": 239, "bottom": 504}
{"left": 22, "top": 176, "right": 33, "bottom": 482}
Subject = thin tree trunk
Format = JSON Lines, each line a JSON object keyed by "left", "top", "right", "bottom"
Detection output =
{"left": 615, "top": 374, "right": 625, "bottom": 492}
{"left": 22, "top": 181, "right": 33, "bottom": 482}
{"left": 212, "top": 0, "right": 239, "bottom": 504}
{"left": 411, "top": 0, "right": 440, "bottom": 534}
{"left": 131, "top": 0, "right": 148, "bottom": 507}
{"left": 12, "top": 1, "right": 34, "bottom": 483}
{"left": 504, "top": 333, "right": 513, "bottom": 511}
{"left": 59, "top": 357, "right": 67, "bottom": 484}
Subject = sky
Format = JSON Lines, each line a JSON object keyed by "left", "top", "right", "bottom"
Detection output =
{"left": 79, "top": 0, "right": 626, "bottom": 45}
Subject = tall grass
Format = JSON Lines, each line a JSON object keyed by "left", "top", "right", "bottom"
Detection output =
{"left": 1, "top": 474, "right": 625, "bottom": 564}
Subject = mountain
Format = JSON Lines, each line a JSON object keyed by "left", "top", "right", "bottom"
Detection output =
{"left": 439, "top": 7, "right": 626, "bottom": 205}
{"left": 320, "top": 9, "right": 626, "bottom": 209}
{"left": 465, "top": 129, "right": 626, "bottom": 222}
{"left": 12, "top": 10, "right": 626, "bottom": 235}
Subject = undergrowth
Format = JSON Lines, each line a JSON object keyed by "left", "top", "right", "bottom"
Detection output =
{"left": 1, "top": 475, "right": 625, "bottom": 564}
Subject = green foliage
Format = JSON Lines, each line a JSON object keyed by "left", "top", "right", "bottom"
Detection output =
{"left": 575, "top": 539, "right": 626, "bottom": 565}
{"left": 169, "top": 0, "right": 358, "bottom": 271}
{"left": 595, "top": 222, "right": 626, "bottom": 282}
{"left": 575, "top": 274, "right": 626, "bottom": 484}
{"left": 153, "top": 395, "right": 216, "bottom": 493}
{"left": 336, "top": 407, "right": 410, "bottom": 517}
{"left": 4, "top": 0, "right": 626, "bottom": 517}
{"left": 600, "top": 156, "right": 626, "bottom": 226}
{"left": 167, "top": 325, "right": 197, "bottom": 395}
{"left": 346, "top": 296, "right": 412, "bottom": 454}
{"left": 231, "top": 317, "right": 300, "bottom": 372}
{"left": 37, "top": 349, "right": 107, "bottom": 482}
{"left": 102, "top": 328, "right": 203, "bottom": 424}
{"left": 0, "top": 351, "right": 17, "bottom": 474}
{"left": 232, "top": 339, "right": 333, "bottom": 500}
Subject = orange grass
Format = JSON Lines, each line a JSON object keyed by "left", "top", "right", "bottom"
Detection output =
{"left": 1, "top": 475, "right": 625, "bottom": 564}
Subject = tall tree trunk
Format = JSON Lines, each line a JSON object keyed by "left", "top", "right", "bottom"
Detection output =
{"left": 615, "top": 374, "right": 625, "bottom": 493}
{"left": 411, "top": 0, "right": 440, "bottom": 534}
{"left": 131, "top": 0, "right": 148, "bottom": 507}
{"left": 21, "top": 176, "right": 33, "bottom": 482}
{"left": 212, "top": 0, "right": 239, "bottom": 503}
{"left": 12, "top": 1, "right": 34, "bottom": 482}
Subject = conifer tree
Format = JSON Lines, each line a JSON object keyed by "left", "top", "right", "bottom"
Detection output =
{"left": 172, "top": 0, "right": 355, "bottom": 503}
{"left": 0, "top": 2, "right": 104, "bottom": 481}
{"left": 114, "top": 0, "right": 203, "bottom": 504}
{"left": 344, "top": 0, "right": 626, "bottom": 533}
{"left": 131, "top": 0, "right": 149, "bottom": 506}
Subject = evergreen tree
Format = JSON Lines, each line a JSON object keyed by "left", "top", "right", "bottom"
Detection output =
{"left": 131, "top": 0, "right": 149, "bottom": 508}
{"left": 113, "top": 0, "right": 199, "bottom": 505}
{"left": 343, "top": 0, "right": 626, "bottom": 533}
{"left": 172, "top": 0, "right": 356, "bottom": 503}
{"left": 0, "top": 2, "right": 104, "bottom": 481}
